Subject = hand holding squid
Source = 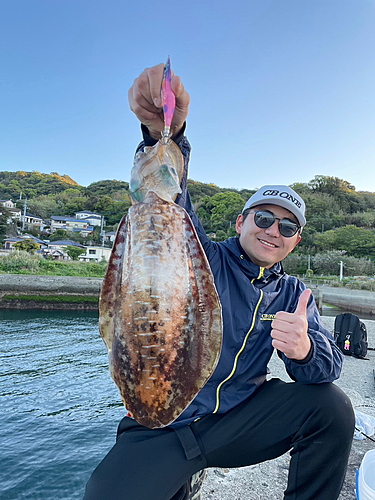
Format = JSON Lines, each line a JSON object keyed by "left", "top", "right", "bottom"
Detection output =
{"left": 128, "top": 58, "right": 190, "bottom": 141}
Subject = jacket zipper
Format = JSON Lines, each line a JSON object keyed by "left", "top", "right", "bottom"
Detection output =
{"left": 212, "top": 267, "right": 265, "bottom": 414}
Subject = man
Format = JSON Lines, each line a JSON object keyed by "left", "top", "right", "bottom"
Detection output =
{"left": 84, "top": 64, "right": 354, "bottom": 500}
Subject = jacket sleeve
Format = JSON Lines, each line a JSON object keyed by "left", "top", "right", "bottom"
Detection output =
{"left": 278, "top": 288, "right": 344, "bottom": 384}
{"left": 136, "top": 124, "right": 218, "bottom": 261}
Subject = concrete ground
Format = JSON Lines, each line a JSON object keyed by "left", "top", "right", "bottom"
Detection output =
{"left": 201, "top": 314, "right": 375, "bottom": 499}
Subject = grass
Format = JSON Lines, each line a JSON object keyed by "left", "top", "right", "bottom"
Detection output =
{"left": 0, "top": 251, "right": 107, "bottom": 277}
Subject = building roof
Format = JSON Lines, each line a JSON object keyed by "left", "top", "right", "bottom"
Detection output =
{"left": 75, "top": 211, "right": 102, "bottom": 217}
{"left": 47, "top": 240, "right": 85, "bottom": 248}
{"left": 51, "top": 216, "right": 90, "bottom": 223}
{"left": 25, "top": 212, "right": 44, "bottom": 221}
{"left": 4, "top": 235, "right": 48, "bottom": 246}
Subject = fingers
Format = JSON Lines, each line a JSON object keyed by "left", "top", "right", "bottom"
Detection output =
{"left": 270, "top": 290, "right": 312, "bottom": 360}
{"left": 271, "top": 334, "right": 298, "bottom": 355}
{"left": 128, "top": 66, "right": 165, "bottom": 138}
{"left": 271, "top": 314, "right": 310, "bottom": 360}
{"left": 128, "top": 67, "right": 163, "bottom": 116}
{"left": 295, "top": 289, "right": 311, "bottom": 316}
{"left": 128, "top": 62, "right": 190, "bottom": 139}
{"left": 147, "top": 63, "right": 165, "bottom": 107}
{"left": 128, "top": 84, "right": 158, "bottom": 121}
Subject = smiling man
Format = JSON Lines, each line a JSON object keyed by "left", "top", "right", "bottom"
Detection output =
{"left": 84, "top": 64, "right": 355, "bottom": 500}
{"left": 237, "top": 189, "right": 305, "bottom": 269}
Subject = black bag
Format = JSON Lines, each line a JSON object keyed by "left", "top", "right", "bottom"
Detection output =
{"left": 334, "top": 313, "right": 368, "bottom": 359}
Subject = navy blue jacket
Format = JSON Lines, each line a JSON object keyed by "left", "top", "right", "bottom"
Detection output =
{"left": 138, "top": 126, "right": 343, "bottom": 428}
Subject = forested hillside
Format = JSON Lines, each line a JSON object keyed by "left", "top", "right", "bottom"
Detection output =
{"left": 0, "top": 171, "right": 81, "bottom": 198}
{"left": 1, "top": 171, "right": 375, "bottom": 264}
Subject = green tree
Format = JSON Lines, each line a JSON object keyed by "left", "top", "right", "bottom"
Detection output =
{"left": 13, "top": 239, "right": 40, "bottom": 254}
{"left": 28, "top": 195, "right": 60, "bottom": 219}
{"left": 66, "top": 245, "right": 86, "bottom": 260}
{"left": 333, "top": 225, "right": 375, "bottom": 258}
{"left": 311, "top": 250, "right": 375, "bottom": 277}
{"left": 283, "top": 254, "right": 310, "bottom": 275}
{"left": 314, "top": 225, "right": 375, "bottom": 259}
{"left": 95, "top": 195, "right": 114, "bottom": 213}
{"left": 49, "top": 229, "right": 82, "bottom": 243}
{"left": 196, "top": 196, "right": 213, "bottom": 232}
{"left": 347, "top": 210, "right": 375, "bottom": 228}
{"left": 100, "top": 199, "right": 131, "bottom": 226}
{"left": 0, "top": 206, "right": 12, "bottom": 241}
{"left": 214, "top": 230, "right": 227, "bottom": 242}
{"left": 86, "top": 180, "right": 130, "bottom": 198}
{"left": 308, "top": 175, "right": 355, "bottom": 195}
{"left": 187, "top": 180, "right": 221, "bottom": 204}
{"left": 210, "top": 192, "right": 244, "bottom": 232}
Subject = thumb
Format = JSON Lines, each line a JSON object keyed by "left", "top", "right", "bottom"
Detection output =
{"left": 295, "top": 289, "right": 312, "bottom": 316}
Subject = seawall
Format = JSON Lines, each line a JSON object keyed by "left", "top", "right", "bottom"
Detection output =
{"left": 0, "top": 275, "right": 374, "bottom": 314}
{"left": 319, "top": 285, "right": 375, "bottom": 316}
{"left": 0, "top": 274, "right": 103, "bottom": 310}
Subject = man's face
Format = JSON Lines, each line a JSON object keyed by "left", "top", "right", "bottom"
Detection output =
{"left": 235, "top": 204, "right": 301, "bottom": 269}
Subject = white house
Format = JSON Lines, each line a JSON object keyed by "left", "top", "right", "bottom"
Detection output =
{"left": 0, "top": 199, "right": 16, "bottom": 209}
{"left": 42, "top": 240, "right": 86, "bottom": 260}
{"left": 78, "top": 246, "right": 112, "bottom": 263}
{"left": 75, "top": 211, "right": 102, "bottom": 227}
{"left": 23, "top": 213, "right": 44, "bottom": 228}
{"left": 50, "top": 216, "right": 94, "bottom": 237}
{"left": 0, "top": 200, "right": 22, "bottom": 221}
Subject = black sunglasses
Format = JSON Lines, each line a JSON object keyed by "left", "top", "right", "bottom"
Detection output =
{"left": 248, "top": 210, "right": 301, "bottom": 238}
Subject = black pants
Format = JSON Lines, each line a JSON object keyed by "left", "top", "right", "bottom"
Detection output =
{"left": 83, "top": 379, "right": 355, "bottom": 500}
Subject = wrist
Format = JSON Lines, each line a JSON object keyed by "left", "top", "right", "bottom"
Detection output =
{"left": 293, "top": 338, "right": 313, "bottom": 364}
{"left": 141, "top": 123, "right": 187, "bottom": 146}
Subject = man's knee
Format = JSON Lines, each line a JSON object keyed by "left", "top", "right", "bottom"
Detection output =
{"left": 299, "top": 383, "right": 355, "bottom": 440}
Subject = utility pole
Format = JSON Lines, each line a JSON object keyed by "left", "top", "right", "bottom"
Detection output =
{"left": 100, "top": 216, "right": 105, "bottom": 244}
{"left": 100, "top": 216, "right": 105, "bottom": 259}
{"left": 339, "top": 261, "right": 344, "bottom": 282}
{"left": 22, "top": 199, "right": 27, "bottom": 231}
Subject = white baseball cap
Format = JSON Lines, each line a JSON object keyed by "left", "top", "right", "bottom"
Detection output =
{"left": 243, "top": 185, "right": 306, "bottom": 227}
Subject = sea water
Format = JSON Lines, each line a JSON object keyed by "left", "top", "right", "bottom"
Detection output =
{"left": 0, "top": 309, "right": 125, "bottom": 500}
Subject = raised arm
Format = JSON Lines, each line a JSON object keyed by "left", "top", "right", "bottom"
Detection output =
{"left": 128, "top": 63, "right": 190, "bottom": 140}
{"left": 129, "top": 63, "right": 218, "bottom": 262}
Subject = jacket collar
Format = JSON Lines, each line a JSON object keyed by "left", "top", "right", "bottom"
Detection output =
{"left": 224, "top": 237, "right": 284, "bottom": 281}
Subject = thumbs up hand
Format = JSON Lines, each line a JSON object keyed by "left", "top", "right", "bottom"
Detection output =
{"left": 271, "top": 289, "right": 312, "bottom": 361}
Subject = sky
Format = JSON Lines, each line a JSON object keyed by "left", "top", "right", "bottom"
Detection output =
{"left": 1, "top": 0, "right": 374, "bottom": 193}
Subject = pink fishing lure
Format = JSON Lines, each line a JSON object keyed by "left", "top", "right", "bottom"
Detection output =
{"left": 161, "top": 56, "right": 175, "bottom": 137}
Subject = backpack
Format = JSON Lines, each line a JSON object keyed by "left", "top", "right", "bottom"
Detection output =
{"left": 334, "top": 313, "right": 368, "bottom": 359}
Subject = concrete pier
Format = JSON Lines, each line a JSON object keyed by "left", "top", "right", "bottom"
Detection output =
{"left": 0, "top": 275, "right": 374, "bottom": 316}
{"left": 319, "top": 286, "right": 375, "bottom": 316}
{"left": 0, "top": 274, "right": 103, "bottom": 309}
